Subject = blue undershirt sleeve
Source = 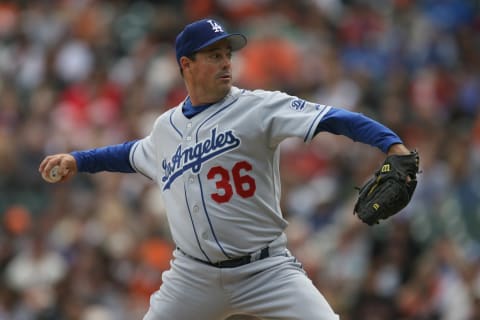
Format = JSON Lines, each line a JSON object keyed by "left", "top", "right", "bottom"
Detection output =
{"left": 315, "top": 107, "right": 402, "bottom": 153}
{"left": 71, "top": 140, "right": 137, "bottom": 173}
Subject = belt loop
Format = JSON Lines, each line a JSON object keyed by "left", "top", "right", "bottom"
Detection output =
{"left": 260, "top": 247, "right": 269, "bottom": 259}
{"left": 250, "top": 247, "right": 269, "bottom": 262}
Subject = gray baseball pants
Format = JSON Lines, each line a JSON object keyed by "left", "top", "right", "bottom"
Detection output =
{"left": 142, "top": 249, "right": 339, "bottom": 320}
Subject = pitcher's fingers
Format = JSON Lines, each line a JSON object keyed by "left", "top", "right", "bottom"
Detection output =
{"left": 57, "top": 160, "right": 69, "bottom": 177}
{"left": 59, "top": 155, "right": 77, "bottom": 176}
{"left": 39, "top": 155, "right": 56, "bottom": 173}
{"left": 59, "top": 170, "right": 75, "bottom": 182}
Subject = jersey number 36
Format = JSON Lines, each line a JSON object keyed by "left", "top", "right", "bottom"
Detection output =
{"left": 207, "top": 160, "right": 256, "bottom": 203}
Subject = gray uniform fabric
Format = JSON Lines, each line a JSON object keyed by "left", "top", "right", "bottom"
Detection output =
{"left": 131, "top": 86, "right": 338, "bottom": 319}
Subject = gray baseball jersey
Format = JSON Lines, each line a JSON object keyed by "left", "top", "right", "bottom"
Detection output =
{"left": 132, "top": 86, "right": 339, "bottom": 319}
{"left": 130, "top": 86, "right": 331, "bottom": 263}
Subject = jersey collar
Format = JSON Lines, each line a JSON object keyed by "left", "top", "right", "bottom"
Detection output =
{"left": 182, "top": 97, "right": 213, "bottom": 119}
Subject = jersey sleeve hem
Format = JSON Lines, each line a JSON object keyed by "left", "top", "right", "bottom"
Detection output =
{"left": 129, "top": 140, "right": 154, "bottom": 180}
{"left": 304, "top": 105, "right": 331, "bottom": 143}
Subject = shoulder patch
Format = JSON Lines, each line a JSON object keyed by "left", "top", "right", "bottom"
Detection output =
{"left": 290, "top": 99, "right": 306, "bottom": 111}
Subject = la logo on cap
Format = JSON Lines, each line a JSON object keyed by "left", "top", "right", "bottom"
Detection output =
{"left": 207, "top": 19, "right": 224, "bottom": 33}
{"left": 175, "top": 18, "right": 247, "bottom": 64}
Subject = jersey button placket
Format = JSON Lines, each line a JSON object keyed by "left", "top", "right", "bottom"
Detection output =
{"left": 184, "top": 121, "right": 194, "bottom": 143}
{"left": 185, "top": 128, "right": 199, "bottom": 214}
{"left": 184, "top": 125, "right": 200, "bottom": 216}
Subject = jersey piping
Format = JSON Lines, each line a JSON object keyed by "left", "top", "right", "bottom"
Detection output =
{"left": 129, "top": 141, "right": 154, "bottom": 180}
{"left": 169, "top": 108, "right": 183, "bottom": 138}
{"left": 304, "top": 104, "right": 331, "bottom": 142}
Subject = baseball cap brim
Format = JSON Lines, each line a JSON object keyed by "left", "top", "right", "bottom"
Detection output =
{"left": 195, "top": 33, "right": 247, "bottom": 53}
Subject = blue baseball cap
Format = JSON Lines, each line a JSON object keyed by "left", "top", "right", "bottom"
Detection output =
{"left": 175, "top": 19, "right": 247, "bottom": 64}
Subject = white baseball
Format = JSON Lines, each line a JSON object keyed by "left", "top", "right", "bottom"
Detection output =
{"left": 43, "top": 165, "right": 62, "bottom": 183}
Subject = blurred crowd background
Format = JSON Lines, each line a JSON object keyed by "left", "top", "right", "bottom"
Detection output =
{"left": 1, "top": 0, "right": 480, "bottom": 319}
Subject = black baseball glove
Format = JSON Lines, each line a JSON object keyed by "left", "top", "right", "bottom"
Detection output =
{"left": 354, "top": 150, "right": 419, "bottom": 225}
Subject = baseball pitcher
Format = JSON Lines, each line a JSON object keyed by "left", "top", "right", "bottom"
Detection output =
{"left": 39, "top": 18, "right": 419, "bottom": 320}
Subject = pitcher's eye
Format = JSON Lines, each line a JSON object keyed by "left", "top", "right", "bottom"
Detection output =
{"left": 210, "top": 53, "right": 222, "bottom": 60}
